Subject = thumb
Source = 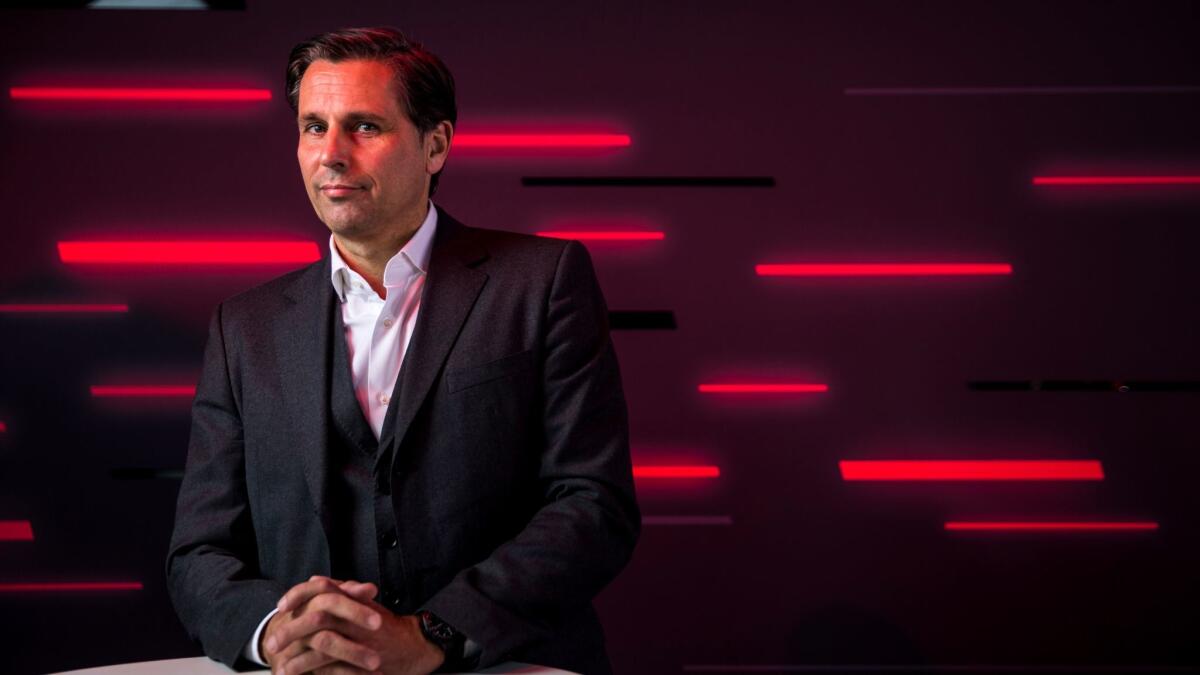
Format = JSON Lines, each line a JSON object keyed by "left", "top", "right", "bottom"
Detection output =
{"left": 338, "top": 580, "right": 378, "bottom": 598}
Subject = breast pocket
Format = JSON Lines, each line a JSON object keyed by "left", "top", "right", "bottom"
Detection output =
{"left": 444, "top": 348, "right": 536, "bottom": 393}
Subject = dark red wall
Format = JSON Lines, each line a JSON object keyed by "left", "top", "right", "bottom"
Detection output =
{"left": 1, "top": 2, "right": 1198, "bottom": 673}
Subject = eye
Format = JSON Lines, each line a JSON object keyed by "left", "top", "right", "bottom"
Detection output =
{"left": 303, "top": 123, "right": 325, "bottom": 134}
{"left": 355, "top": 122, "right": 379, "bottom": 132}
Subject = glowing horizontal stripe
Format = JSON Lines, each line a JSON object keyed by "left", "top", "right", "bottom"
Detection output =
{"left": 756, "top": 263, "right": 1013, "bottom": 276}
{"left": 536, "top": 231, "right": 665, "bottom": 241}
{"left": 0, "top": 521, "right": 33, "bottom": 541}
{"left": 0, "top": 303, "right": 128, "bottom": 313}
{"left": 846, "top": 85, "right": 1200, "bottom": 96}
{"left": 698, "top": 383, "right": 828, "bottom": 393}
{"left": 945, "top": 521, "right": 1158, "bottom": 531}
{"left": 840, "top": 460, "right": 1104, "bottom": 481}
{"left": 634, "top": 465, "right": 720, "bottom": 478}
{"left": 0, "top": 582, "right": 143, "bottom": 592}
{"left": 1033, "top": 175, "right": 1200, "bottom": 186}
{"left": 455, "top": 133, "right": 630, "bottom": 148}
{"left": 10, "top": 87, "right": 270, "bottom": 101}
{"left": 58, "top": 241, "right": 320, "bottom": 264}
{"left": 91, "top": 385, "right": 196, "bottom": 397}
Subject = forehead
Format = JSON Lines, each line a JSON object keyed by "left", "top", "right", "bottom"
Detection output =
{"left": 297, "top": 59, "right": 402, "bottom": 116}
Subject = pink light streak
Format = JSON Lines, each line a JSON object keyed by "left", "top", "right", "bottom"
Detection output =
{"left": 58, "top": 241, "right": 320, "bottom": 265}
{"left": 1033, "top": 175, "right": 1200, "bottom": 186}
{"left": 10, "top": 87, "right": 271, "bottom": 102}
{"left": 698, "top": 383, "right": 829, "bottom": 393}
{"left": 756, "top": 263, "right": 1013, "bottom": 277}
{"left": 454, "top": 133, "right": 631, "bottom": 148}
{"left": 945, "top": 521, "right": 1159, "bottom": 531}
{"left": 840, "top": 460, "right": 1105, "bottom": 481}
{"left": 90, "top": 385, "right": 196, "bottom": 398}
{"left": 536, "top": 231, "right": 665, "bottom": 241}
{"left": 0, "top": 521, "right": 34, "bottom": 541}
{"left": 0, "top": 303, "right": 128, "bottom": 313}
{"left": 633, "top": 465, "right": 721, "bottom": 478}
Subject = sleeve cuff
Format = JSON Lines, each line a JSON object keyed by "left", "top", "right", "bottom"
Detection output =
{"left": 243, "top": 607, "right": 279, "bottom": 666}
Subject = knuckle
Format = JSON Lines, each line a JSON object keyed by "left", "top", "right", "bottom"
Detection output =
{"left": 313, "top": 629, "right": 338, "bottom": 651}
{"left": 310, "top": 610, "right": 331, "bottom": 628}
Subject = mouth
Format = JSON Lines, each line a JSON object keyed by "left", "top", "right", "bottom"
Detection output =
{"left": 320, "top": 184, "right": 363, "bottom": 198}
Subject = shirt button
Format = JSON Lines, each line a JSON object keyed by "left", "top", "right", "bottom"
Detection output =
{"left": 383, "top": 317, "right": 394, "bottom": 328}
{"left": 378, "top": 393, "right": 390, "bottom": 405}
{"left": 380, "top": 531, "right": 398, "bottom": 549}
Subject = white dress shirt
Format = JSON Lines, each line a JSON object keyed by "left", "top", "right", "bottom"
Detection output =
{"left": 244, "top": 201, "right": 477, "bottom": 666}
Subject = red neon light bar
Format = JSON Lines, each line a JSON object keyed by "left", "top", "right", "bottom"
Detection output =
{"left": 455, "top": 133, "right": 631, "bottom": 148}
{"left": 945, "top": 521, "right": 1158, "bottom": 531}
{"left": 840, "top": 460, "right": 1104, "bottom": 481}
{"left": 698, "top": 383, "right": 828, "bottom": 393}
{"left": 1033, "top": 175, "right": 1200, "bottom": 186}
{"left": 536, "top": 231, "right": 665, "bottom": 241}
{"left": 58, "top": 241, "right": 320, "bottom": 265}
{"left": 756, "top": 263, "right": 1013, "bottom": 276}
{"left": 10, "top": 87, "right": 271, "bottom": 102}
{"left": 0, "top": 521, "right": 34, "bottom": 541}
{"left": 91, "top": 385, "right": 196, "bottom": 397}
{"left": 633, "top": 465, "right": 720, "bottom": 478}
{"left": 0, "top": 303, "right": 128, "bottom": 313}
{"left": 0, "top": 582, "right": 143, "bottom": 592}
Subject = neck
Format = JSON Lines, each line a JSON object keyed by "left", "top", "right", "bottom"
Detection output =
{"left": 334, "top": 202, "right": 429, "bottom": 299}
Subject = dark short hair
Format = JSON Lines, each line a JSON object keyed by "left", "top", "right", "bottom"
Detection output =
{"left": 286, "top": 26, "right": 457, "bottom": 197}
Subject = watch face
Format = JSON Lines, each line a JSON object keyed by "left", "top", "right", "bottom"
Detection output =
{"left": 422, "top": 611, "right": 458, "bottom": 641}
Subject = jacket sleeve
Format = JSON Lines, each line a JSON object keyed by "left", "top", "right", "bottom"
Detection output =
{"left": 421, "top": 239, "right": 642, "bottom": 667}
{"left": 164, "top": 303, "right": 288, "bottom": 671}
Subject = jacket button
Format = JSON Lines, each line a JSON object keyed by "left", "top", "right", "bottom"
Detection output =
{"left": 381, "top": 591, "right": 402, "bottom": 609}
{"left": 380, "top": 530, "right": 398, "bottom": 549}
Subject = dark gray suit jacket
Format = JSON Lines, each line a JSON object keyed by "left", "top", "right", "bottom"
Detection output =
{"left": 164, "top": 205, "right": 641, "bottom": 674}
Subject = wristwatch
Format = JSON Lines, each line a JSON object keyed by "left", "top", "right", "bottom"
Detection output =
{"left": 417, "top": 610, "right": 467, "bottom": 672}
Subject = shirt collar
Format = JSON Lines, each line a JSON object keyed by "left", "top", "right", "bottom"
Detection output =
{"left": 329, "top": 200, "right": 438, "bottom": 302}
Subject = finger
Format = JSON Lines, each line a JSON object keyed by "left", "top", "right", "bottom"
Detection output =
{"left": 305, "top": 591, "right": 382, "bottom": 631}
{"left": 337, "top": 580, "right": 378, "bottom": 600}
{"left": 279, "top": 575, "right": 356, "bottom": 613}
{"left": 276, "top": 642, "right": 338, "bottom": 675}
{"left": 314, "top": 663, "right": 381, "bottom": 675}
{"left": 267, "top": 598, "right": 380, "bottom": 657}
{"left": 304, "top": 628, "right": 381, "bottom": 672}
{"left": 265, "top": 637, "right": 306, "bottom": 671}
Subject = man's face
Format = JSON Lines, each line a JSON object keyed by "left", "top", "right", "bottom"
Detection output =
{"left": 296, "top": 59, "right": 445, "bottom": 241}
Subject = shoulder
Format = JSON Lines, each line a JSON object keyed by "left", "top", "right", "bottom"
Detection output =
{"left": 213, "top": 258, "right": 325, "bottom": 321}
{"left": 448, "top": 217, "right": 588, "bottom": 282}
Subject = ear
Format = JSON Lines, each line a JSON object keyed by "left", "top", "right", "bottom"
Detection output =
{"left": 424, "top": 120, "right": 454, "bottom": 175}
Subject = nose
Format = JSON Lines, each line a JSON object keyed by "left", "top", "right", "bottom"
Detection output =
{"left": 319, "top": 126, "right": 351, "bottom": 171}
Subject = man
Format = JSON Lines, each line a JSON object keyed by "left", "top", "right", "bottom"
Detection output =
{"left": 165, "top": 26, "right": 640, "bottom": 675}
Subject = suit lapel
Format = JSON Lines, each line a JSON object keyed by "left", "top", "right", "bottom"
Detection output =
{"left": 378, "top": 206, "right": 489, "bottom": 474}
{"left": 274, "top": 207, "right": 489, "bottom": 529}
{"left": 278, "top": 256, "right": 337, "bottom": 536}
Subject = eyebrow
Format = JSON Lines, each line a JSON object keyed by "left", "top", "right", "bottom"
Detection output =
{"left": 298, "top": 111, "right": 388, "bottom": 124}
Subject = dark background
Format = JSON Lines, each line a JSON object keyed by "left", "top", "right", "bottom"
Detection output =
{"left": 1, "top": 1, "right": 1198, "bottom": 673}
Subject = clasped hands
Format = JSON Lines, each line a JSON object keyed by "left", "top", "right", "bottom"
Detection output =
{"left": 261, "top": 575, "right": 446, "bottom": 675}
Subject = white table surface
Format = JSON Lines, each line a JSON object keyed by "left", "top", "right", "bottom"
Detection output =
{"left": 49, "top": 656, "right": 579, "bottom": 675}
